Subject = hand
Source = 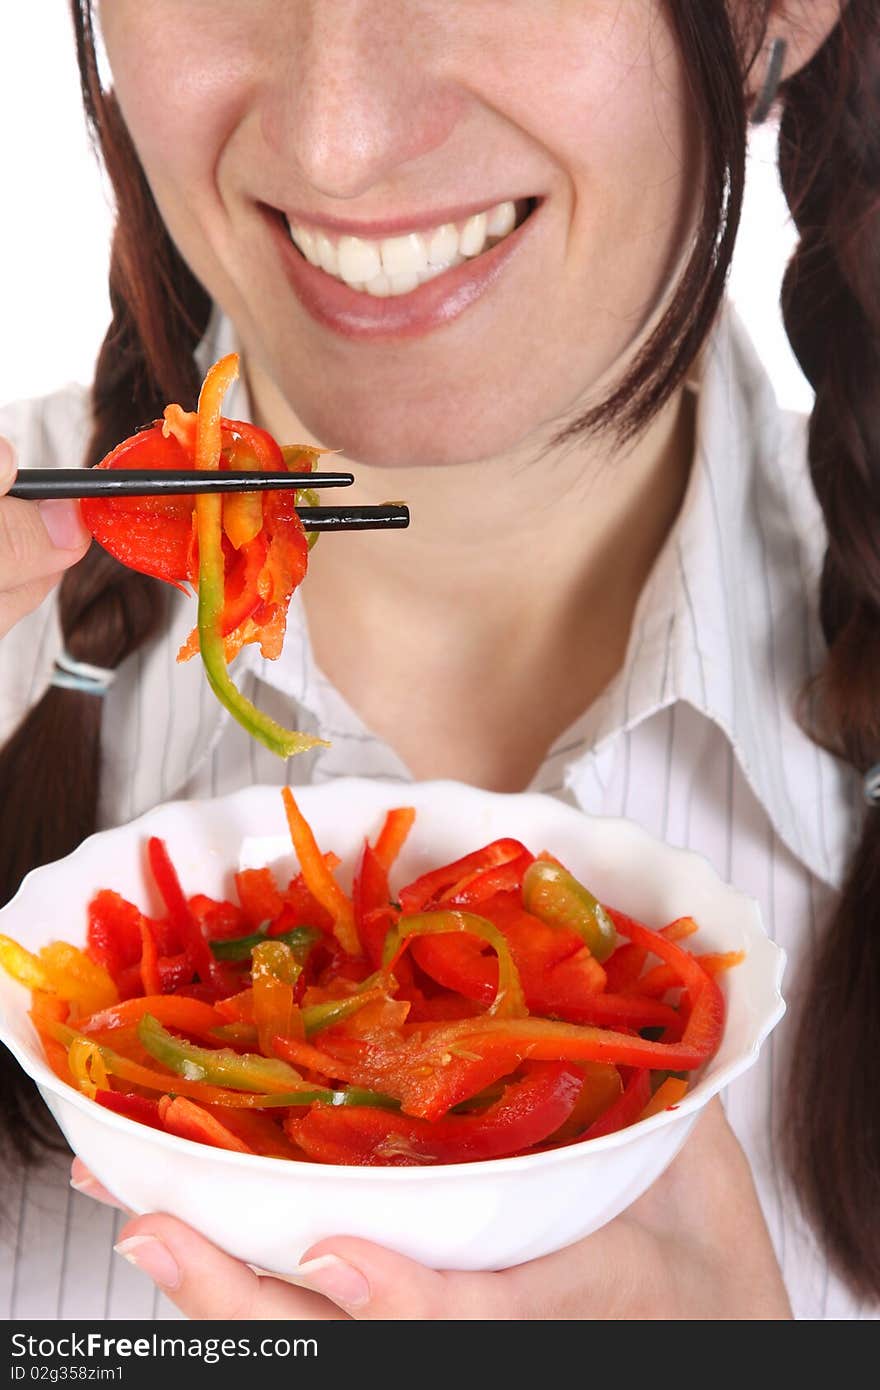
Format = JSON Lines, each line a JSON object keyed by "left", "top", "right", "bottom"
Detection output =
{"left": 73, "top": 1100, "right": 792, "bottom": 1320}
{"left": 0, "top": 435, "right": 91, "bottom": 639}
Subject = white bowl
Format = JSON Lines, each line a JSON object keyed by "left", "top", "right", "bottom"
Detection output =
{"left": 0, "top": 779, "right": 784, "bottom": 1273}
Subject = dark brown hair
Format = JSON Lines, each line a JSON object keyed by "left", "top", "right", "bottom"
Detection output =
{"left": 0, "top": 0, "right": 877, "bottom": 1300}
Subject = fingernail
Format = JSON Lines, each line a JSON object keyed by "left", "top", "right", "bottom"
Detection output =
{"left": 37, "top": 499, "right": 89, "bottom": 551}
{"left": 288, "top": 1254, "right": 371, "bottom": 1310}
{"left": 70, "top": 1174, "right": 103, "bottom": 1199}
{"left": 114, "top": 1235, "right": 182, "bottom": 1291}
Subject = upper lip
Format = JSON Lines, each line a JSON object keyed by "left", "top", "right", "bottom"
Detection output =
{"left": 272, "top": 196, "right": 536, "bottom": 239}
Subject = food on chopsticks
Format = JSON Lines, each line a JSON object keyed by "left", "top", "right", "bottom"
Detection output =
{"left": 0, "top": 791, "right": 742, "bottom": 1166}
{"left": 80, "top": 353, "right": 326, "bottom": 758}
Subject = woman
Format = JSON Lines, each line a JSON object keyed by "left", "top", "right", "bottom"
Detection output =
{"left": 0, "top": 0, "right": 876, "bottom": 1320}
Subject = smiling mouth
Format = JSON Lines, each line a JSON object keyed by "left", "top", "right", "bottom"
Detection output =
{"left": 279, "top": 198, "right": 536, "bottom": 298}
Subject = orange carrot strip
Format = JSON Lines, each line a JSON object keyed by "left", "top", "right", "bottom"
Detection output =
{"left": 281, "top": 787, "right": 359, "bottom": 955}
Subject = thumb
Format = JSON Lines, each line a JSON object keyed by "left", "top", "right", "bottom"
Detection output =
{"left": 295, "top": 1236, "right": 490, "bottom": 1320}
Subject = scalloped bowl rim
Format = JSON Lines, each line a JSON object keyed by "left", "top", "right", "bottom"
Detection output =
{"left": 0, "top": 778, "right": 786, "bottom": 1180}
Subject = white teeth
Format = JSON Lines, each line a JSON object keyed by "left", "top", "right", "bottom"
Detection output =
{"left": 292, "top": 223, "right": 321, "bottom": 266}
{"left": 387, "top": 271, "right": 420, "bottom": 295}
{"left": 365, "top": 272, "right": 392, "bottom": 297}
{"left": 486, "top": 200, "right": 515, "bottom": 238}
{"left": 459, "top": 211, "right": 487, "bottom": 258}
{"left": 337, "top": 235, "right": 382, "bottom": 284}
{"left": 286, "top": 197, "right": 525, "bottom": 297}
{"left": 427, "top": 223, "right": 459, "bottom": 266}
{"left": 380, "top": 233, "right": 428, "bottom": 277}
{"left": 315, "top": 232, "right": 339, "bottom": 277}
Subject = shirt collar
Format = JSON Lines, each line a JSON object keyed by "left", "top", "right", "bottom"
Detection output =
{"left": 185, "top": 303, "right": 861, "bottom": 890}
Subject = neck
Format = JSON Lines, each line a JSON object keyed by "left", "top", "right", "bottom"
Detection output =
{"left": 247, "top": 361, "right": 695, "bottom": 788}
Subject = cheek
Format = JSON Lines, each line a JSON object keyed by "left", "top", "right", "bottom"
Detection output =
{"left": 99, "top": 5, "right": 256, "bottom": 225}
{"left": 476, "top": 3, "right": 694, "bottom": 314}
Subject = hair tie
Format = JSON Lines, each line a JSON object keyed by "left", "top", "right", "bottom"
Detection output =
{"left": 750, "top": 37, "right": 787, "bottom": 125}
{"left": 50, "top": 650, "right": 117, "bottom": 697}
{"left": 864, "top": 765, "right": 880, "bottom": 807}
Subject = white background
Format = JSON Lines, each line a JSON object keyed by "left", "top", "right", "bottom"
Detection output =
{"left": 0, "top": 3, "right": 812, "bottom": 415}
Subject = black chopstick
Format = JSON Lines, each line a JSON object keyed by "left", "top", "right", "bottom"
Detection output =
{"left": 299, "top": 504, "right": 409, "bottom": 531}
{"left": 9, "top": 468, "right": 355, "bottom": 500}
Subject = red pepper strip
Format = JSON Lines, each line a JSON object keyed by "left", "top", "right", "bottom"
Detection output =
{"left": 147, "top": 837, "right": 217, "bottom": 984}
{"left": 281, "top": 787, "right": 359, "bottom": 956}
{"left": 86, "top": 890, "right": 145, "bottom": 983}
{"left": 603, "top": 942, "right": 648, "bottom": 992}
{"left": 398, "top": 839, "right": 530, "bottom": 914}
{"left": 410, "top": 898, "right": 622, "bottom": 1023}
{"left": 138, "top": 919, "right": 162, "bottom": 998}
{"left": 608, "top": 910, "right": 725, "bottom": 1059}
{"left": 584, "top": 1068, "right": 652, "bottom": 1139}
{"left": 441, "top": 850, "right": 535, "bottom": 908}
{"left": 79, "top": 996, "right": 223, "bottom": 1042}
{"left": 203, "top": 1104, "right": 300, "bottom": 1159}
{"left": 272, "top": 1033, "right": 518, "bottom": 1122}
{"left": 188, "top": 894, "right": 246, "bottom": 942}
{"left": 353, "top": 842, "right": 393, "bottom": 967}
{"left": 546, "top": 1063, "right": 623, "bottom": 1144}
{"left": 80, "top": 422, "right": 197, "bottom": 585}
{"left": 278, "top": 859, "right": 339, "bottom": 935}
{"left": 95, "top": 1089, "right": 164, "bottom": 1131}
{"left": 628, "top": 950, "right": 745, "bottom": 999}
{"left": 220, "top": 531, "right": 269, "bottom": 636}
{"left": 372, "top": 808, "right": 416, "bottom": 874}
{"left": 384, "top": 912, "right": 528, "bottom": 1018}
{"left": 235, "top": 867, "right": 285, "bottom": 930}
{"left": 275, "top": 1002, "right": 712, "bottom": 1121}
{"left": 286, "top": 1063, "right": 583, "bottom": 1166}
{"left": 638, "top": 1076, "right": 689, "bottom": 1121}
{"left": 159, "top": 1095, "right": 255, "bottom": 1154}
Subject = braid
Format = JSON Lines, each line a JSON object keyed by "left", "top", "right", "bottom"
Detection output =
{"left": 0, "top": 4, "right": 210, "bottom": 1164}
{"left": 778, "top": 0, "right": 880, "bottom": 1298}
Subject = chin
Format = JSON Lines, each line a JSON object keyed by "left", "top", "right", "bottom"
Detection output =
{"left": 287, "top": 394, "right": 509, "bottom": 470}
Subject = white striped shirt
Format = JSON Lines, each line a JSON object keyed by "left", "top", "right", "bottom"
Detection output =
{"left": 0, "top": 304, "right": 872, "bottom": 1320}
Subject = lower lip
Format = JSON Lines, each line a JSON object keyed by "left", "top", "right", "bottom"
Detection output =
{"left": 267, "top": 206, "right": 538, "bottom": 342}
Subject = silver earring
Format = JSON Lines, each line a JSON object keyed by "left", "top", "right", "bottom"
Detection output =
{"left": 750, "top": 37, "right": 787, "bottom": 124}
{"left": 864, "top": 764, "right": 880, "bottom": 807}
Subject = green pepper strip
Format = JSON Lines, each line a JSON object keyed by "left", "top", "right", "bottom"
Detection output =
{"left": 522, "top": 859, "right": 618, "bottom": 963}
{"left": 195, "top": 357, "right": 327, "bottom": 759}
{"left": 301, "top": 978, "right": 387, "bottom": 1038}
{"left": 138, "top": 1013, "right": 305, "bottom": 1092}
{"left": 49, "top": 1020, "right": 397, "bottom": 1108}
{"left": 382, "top": 912, "right": 528, "bottom": 1018}
{"left": 210, "top": 924, "right": 322, "bottom": 962}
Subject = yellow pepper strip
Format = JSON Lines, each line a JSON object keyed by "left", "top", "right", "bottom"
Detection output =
{"left": 39, "top": 942, "right": 118, "bottom": 1016}
{"left": 252, "top": 940, "right": 304, "bottom": 1056}
{"left": 0, "top": 935, "right": 117, "bottom": 1017}
{"left": 637, "top": 1076, "right": 689, "bottom": 1121}
{"left": 67, "top": 1037, "right": 110, "bottom": 1100}
{"left": 0, "top": 935, "right": 50, "bottom": 990}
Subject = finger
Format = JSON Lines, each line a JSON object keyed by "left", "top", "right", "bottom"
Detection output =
{"left": 296, "top": 1236, "right": 503, "bottom": 1320}
{"left": 0, "top": 461, "right": 91, "bottom": 590}
{"left": 113, "top": 1213, "right": 349, "bottom": 1321}
{"left": 0, "top": 570, "right": 65, "bottom": 639}
{"left": 70, "top": 1158, "right": 129, "bottom": 1212}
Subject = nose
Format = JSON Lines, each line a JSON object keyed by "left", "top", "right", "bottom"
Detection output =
{"left": 261, "top": 0, "right": 466, "bottom": 202}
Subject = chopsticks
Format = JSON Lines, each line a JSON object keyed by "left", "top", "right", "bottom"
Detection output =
{"left": 9, "top": 468, "right": 410, "bottom": 532}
